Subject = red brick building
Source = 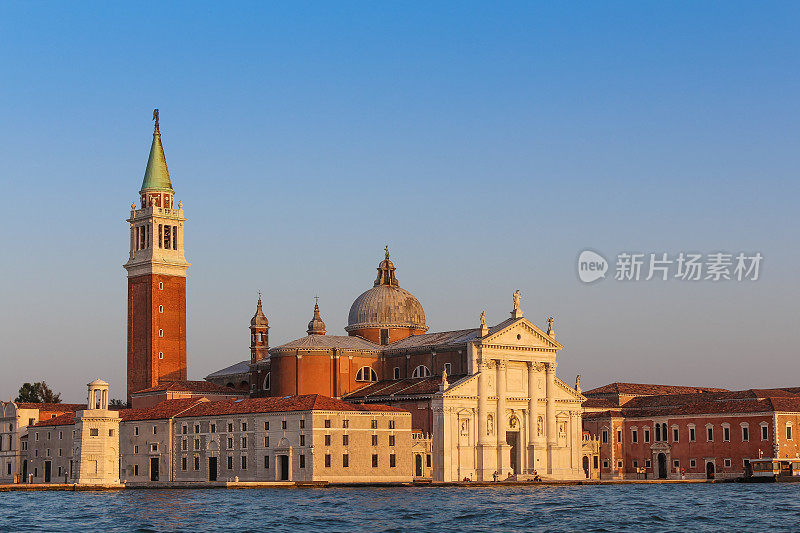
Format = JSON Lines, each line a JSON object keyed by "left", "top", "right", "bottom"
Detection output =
{"left": 582, "top": 383, "right": 800, "bottom": 480}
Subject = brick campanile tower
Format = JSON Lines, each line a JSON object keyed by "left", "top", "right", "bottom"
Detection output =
{"left": 124, "top": 110, "right": 190, "bottom": 403}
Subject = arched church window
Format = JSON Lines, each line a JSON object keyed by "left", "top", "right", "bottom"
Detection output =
{"left": 411, "top": 365, "right": 431, "bottom": 378}
{"left": 356, "top": 367, "right": 378, "bottom": 382}
{"left": 263, "top": 373, "right": 270, "bottom": 391}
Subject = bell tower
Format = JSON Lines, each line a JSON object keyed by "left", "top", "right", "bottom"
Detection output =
{"left": 124, "top": 110, "right": 190, "bottom": 403}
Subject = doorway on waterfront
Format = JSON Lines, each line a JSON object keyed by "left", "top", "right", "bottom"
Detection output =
{"left": 22, "top": 460, "right": 27, "bottom": 482}
{"left": 657, "top": 453, "right": 667, "bottom": 479}
{"left": 506, "top": 431, "right": 519, "bottom": 474}
{"left": 583, "top": 456, "right": 590, "bottom": 478}
{"left": 415, "top": 454, "right": 423, "bottom": 477}
{"left": 44, "top": 461, "right": 51, "bottom": 483}
{"left": 278, "top": 455, "right": 289, "bottom": 481}
{"left": 150, "top": 457, "right": 159, "bottom": 482}
{"left": 208, "top": 457, "right": 217, "bottom": 481}
{"left": 706, "top": 461, "right": 715, "bottom": 479}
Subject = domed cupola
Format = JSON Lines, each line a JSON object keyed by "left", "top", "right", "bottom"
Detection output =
{"left": 345, "top": 247, "right": 427, "bottom": 344}
{"left": 307, "top": 300, "right": 327, "bottom": 335}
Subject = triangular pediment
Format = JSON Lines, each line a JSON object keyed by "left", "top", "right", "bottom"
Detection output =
{"left": 480, "top": 317, "right": 563, "bottom": 350}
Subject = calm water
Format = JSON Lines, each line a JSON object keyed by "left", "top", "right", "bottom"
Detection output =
{"left": 1, "top": 484, "right": 799, "bottom": 532}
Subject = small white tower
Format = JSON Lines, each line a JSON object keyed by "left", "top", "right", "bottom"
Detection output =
{"left": 73, "top": 379, "right": 121, "bottom": 485}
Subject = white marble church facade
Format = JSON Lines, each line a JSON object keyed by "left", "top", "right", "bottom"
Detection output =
{"left": 432, "top": 310, "right": 585, "bottom": 481}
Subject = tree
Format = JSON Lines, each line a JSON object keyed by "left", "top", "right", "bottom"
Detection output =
{"left": 109, "top": 398, "right": 127, "bottom": 408}
{"left": 15, "top": 382, "right": 62, "bottom": 403}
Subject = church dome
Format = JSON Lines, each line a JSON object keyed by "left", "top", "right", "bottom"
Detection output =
{"left": 345, "top": 250, "right": 427, "bottom": 334}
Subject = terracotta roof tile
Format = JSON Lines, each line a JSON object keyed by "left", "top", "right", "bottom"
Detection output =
{"left": 175, "top": 395, "right": 407, "bottom": 418}
{"left": 17, "top": 403, "right": 86, "bottom": 411}
{"left": 34, "top": 412, "right": 77, "bottom": 427}
{"left": 270, "top": 335, "right": 380, "bottom": 352}
{"left": 344, "top": 376, "right": 451, "bottom": 400}
{"left": 119, "top": 398, "right": 209, "bottom": 421}
{"left": 582, "top": 382, "right": 728, "bottom": 397}
{"left": 131, "top": 380, "right": 245, "bottom": 395}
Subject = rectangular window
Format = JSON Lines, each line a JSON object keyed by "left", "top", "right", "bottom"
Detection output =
{"left": 265, "top": 436, "right": 270, "bottom": 447}
{"left": 299, "top": 455, "right": 305, "bottom": 469}
{"left": 227, "top": 456, "right": 233, "bottom": 469}
{"left": 371, "top": 435, "right": 378, "bottom": 446}
{"left": 645, "top": 459, "right": 651, "bottom": 468}
{"left": 228, "top": 423, "right": 233, "bottom": 432}
{"left": 689, "top": 427, "right": 696, "bottom": 442}
{"left": 281, "top": 420, "right": 287, "bottom": 430}
{"left": 264, "top": 421, "right": 269, "bottom": 431}
{"left": 135, "top": 426, "right": 140, "bottom": 436}
{"left": 631, "top": 429, "right": 638, "bottom": 443}
{"left": 343, "top": 435, "right": 349, "bottom": 446}
{"left": 617, "top": 460, "right": 623, "bottom": 468}
{"left": 742, "top": 426, "right": 750, "bottom": 441}
{"left": 134, "top": 445, "right": 139, "bottom": 454}
{"left": 153, "top": 426, "right": 158, "bottom": 435}
{"left": 158, "top": 329, "right": 163, "bottom": 337}
{"left": 324, "top": 419, "right": 331, "bottom": 429}
{"left": 182, "top": 425, "right": 188, "bottom": 435}
{"left": 371, "top": 420, "right": 378, "bottom": 429}
{"left": 150, "top": 444, "right": 158, "bottom": 452}
{"left": 389, "top": 435, "right": 395, "bottom": 446}
{"left": 181, "top": 439, "right": 187, "bottom": 451}
{"left": 389, "top": 420, "right": 395, "bottom": 429}
{"left": 788, "top": 425, "right": 794, "bottom": 440}
{"left": 644, "top": 428, "right": 650, "bottom": 443}
{"left": 690, "top": 459, "right": 697, "bottom": 468}
{"left": 444, "top": 363, "right": 452, "bottom": 375}
{"left": 343, "top": 419, "right": 349, "bottom": 429}
{"left": 241, "top": 422, "right": 247, "bottom": 432}
{"left": 325, "top": 454, "right": 331, "bottom": 468}
{"left": 210, "top": 423, "right": 216, "bottom": 433}
{"left": 723, "top": 427, "right": 731, "bottom": 441}
{"left": 632, "top": 460, "right": 638, "bottom": 468}
{"left": 390, "top": 454, "right": 396, "bottom": 468}
{"left": 194, "top": 425, "right": 200, "bottom": 434}
{"left": 601, "top": 430, "right": 608, "bottom": 444}
{"left": 603, "top": 460, "right": 609, "bottom": 469}
{"left": 300, "top": 419, "right": 305, "bottom": 429}
{"left": 673, "top": 428, "right": 679, "bottom": 442}
{"left": 299, "top": 435, "right": 305, "bottom": 446}
{"left": 194, "top": 456, "right": 199, "bottom": 471}
{"left": 324, "top": 435, "right": 331, "bottom": 446}
{"left": 762, "top": 425, "right": 769, "bottom": 440}
{"left": 593, "top": 456, "right": 599, "bottom": 469}
{"left": 394, "top": 367, "right": 400, "bottom": 380}
{"left": 707, "top": 427, "right": 714, "bottom": 441}
{"left": 195, "top": 439, "right": 200, "bottom": 450}
{"left": 372, "top": 454, "right": 379, "bottom": 468}
{"left": 724, "top": 458, "right": 732, "bottom": 468}
{"left": 427, "top": 455, "right": 431, "bottom": 468}
{"left": 617, "top": 430, "right": 622, "bottom": 443}
{"left": 673, "top": 460, "right": 680, "bottom": 468}
{"left": 227, "top": 437, "right": 233, "bottom": 449}
{"left": 181, "top": 457, "right": 187, "bottom": 471}
{"left": 134, "top": 465, "right": 139, "bottom": 476}
{"left": 343, "top": 454, "right": 349, "bottom": 468}
{"left": 241, "top": 437, "right": 247, "bottom": 449}
{"left": 109, "top": 429, "right": 114, "bottom": 437}
{"left": 241, "top": 456, "right": 247, "bottom": 470}
{"left": 89, "top": 429, "right": 99, "bottom": 436}
{"left": 264, "top": 456, "right": 270, "bottom": 469}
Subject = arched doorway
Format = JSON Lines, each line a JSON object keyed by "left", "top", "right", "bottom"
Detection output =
{"left": 415, "top": 454, "right": 423, "bottom": 477}
{"left": 657, "top": 453, "right": 667, "bottom": 479}
{"left": 706, "top": 461, "right": 715, "bottom": 479}
{"left": 582, "top": 456, "right": 590, "bottom": 478}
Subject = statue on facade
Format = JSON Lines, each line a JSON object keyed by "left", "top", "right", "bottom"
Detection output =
{"left": 384, "top": 245, "right": 389, "bottom": 260}
{"left": 480, "top": 311, "right": 486, "bottom": 327}
{"left": 153, "top": 108, "right": 159, "bottom": 130}
{"left": 575, "top": 374, "right": 581, "bottom": 393}
{"left": 513, "top": 290, "right": 521, "bottom": 310}
{"left": 546, "top": 316, "right": 554, "bottom": 335}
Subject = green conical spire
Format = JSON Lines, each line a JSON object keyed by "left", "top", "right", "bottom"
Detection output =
{"left": 140, "top": 109, "right": 173, "bottom": 192}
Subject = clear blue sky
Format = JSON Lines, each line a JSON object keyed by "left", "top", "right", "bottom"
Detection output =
{"left": 1, "top": 2, "right": 798, "bottom": 401}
